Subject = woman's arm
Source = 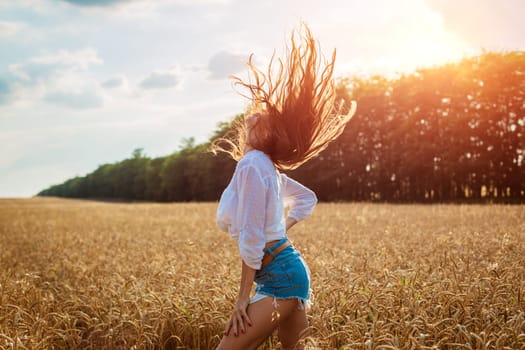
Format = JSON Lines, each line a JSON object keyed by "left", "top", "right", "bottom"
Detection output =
{"left": 224, "top": 260, "right": 255, "bottom": 337}
{"left": 286, "top": 216, "right": 298, "bottom": 231}
{"left": 281, "top": 173, "right": 318, "bottom": 222}
{"left": 223, "top": 163, "right": 267, "bottom": 337}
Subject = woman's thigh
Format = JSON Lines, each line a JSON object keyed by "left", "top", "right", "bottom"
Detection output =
{"left": 216, "top": 297, "right": 301, "bottom": 350}
{"left": 277, "top": 305, "right": 309, "bottom": 350}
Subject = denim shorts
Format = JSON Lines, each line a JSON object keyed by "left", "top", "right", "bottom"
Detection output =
{"left": 251, "top": 237, "right": 311, "bottom": 306}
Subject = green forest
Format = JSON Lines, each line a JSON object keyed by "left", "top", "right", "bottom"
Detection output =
{"left": 38, "top": 51, "right": 525, "bottom": 203}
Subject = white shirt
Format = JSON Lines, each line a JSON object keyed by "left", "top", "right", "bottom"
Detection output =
{"left": 216, "top": 149, "right": 318, "bottom": 269}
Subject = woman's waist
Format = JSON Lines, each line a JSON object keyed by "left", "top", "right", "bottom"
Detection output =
{"left": 264, "top": 239, "right": 282, "bottom": 250}
{"left": 264, "top": 232, "right": 287, "bottom": 249}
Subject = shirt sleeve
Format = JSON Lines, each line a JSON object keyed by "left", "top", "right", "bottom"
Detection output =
{"left": 216, "top": 185, "right": 234, "bottom": 233}
{"left": 280, "top": 173, "right": 318, "bottom": 221}
{"left": 234, "top": 163, "right": 268, "bottom": 270}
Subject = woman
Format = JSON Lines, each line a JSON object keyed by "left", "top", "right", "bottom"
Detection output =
{"left": 212, "top": 24, "right": 356, "bottom": 350}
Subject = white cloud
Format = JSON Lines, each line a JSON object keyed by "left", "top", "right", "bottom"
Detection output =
{"left": 28, "top": 48, "right": 102, "bottom": 70}
{"left": 0, "top": 0, "right": 51, "bottom": 12}
{"left": 61, "top": 0, "right": 231, "bottom": 7}
{"left": 9, "top": 48, "right": 102, "bottom": 83}
{"left": 140, "top": 70, "right": 181, "bottom": 89}
{"left": 44, "top": 90, "right": 103, "bottom": 109}
{"left": 0, "top": 21, "right": 25, "bottom": 38}
{"left": 207, "top": 50, "right": 246, "bottom": 80}
{"left": 0, "top": 76, "right": 13, "bottom": 104}
{"left": 60, "top": 0, "right": 133, "bottom": 7}
{"left": 2, "top": 48, "right": 106, "bottom": 108}
{"left": 55, "top": 0, "right": 233, "bottom": 21}
{"left": 101, "top": 76, "right": 125, "bottom": 88}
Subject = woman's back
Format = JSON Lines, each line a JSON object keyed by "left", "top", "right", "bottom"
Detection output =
{"left": 217, "top": 149, "right": 316, "bottom": 269}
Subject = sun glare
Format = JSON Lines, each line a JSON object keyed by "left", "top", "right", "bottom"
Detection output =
{"left": 388, "top": 10, "right": 473, "bottom": 73}
{"left": 334, "top": 5, "right": 475, "bottom": 77}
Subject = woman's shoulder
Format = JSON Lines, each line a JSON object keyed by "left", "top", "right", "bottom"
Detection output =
{"left": 239, "top": 149, "right": 271, "bottom": 166}
{"left": 237, "top": 150, "right": 275, "bottom": 176}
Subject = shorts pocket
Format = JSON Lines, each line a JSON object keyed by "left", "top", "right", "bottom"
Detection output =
{"left": 255, "top": 264, "right": 292, "bottom": 286}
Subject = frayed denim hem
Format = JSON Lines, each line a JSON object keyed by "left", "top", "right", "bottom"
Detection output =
{"left": 250, "top": 292, "right": 312, "bottom": 310}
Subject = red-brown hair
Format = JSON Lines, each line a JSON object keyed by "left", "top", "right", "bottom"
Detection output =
{"left": 211, "top": 23, "right": 356, "bottom": 170}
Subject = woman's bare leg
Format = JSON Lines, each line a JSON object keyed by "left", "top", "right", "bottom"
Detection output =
{"left": 277, "top": 302, "right": 309, "bottom": 350}
{"left": 216, "top": 297, "right": 302, "bottom": 350}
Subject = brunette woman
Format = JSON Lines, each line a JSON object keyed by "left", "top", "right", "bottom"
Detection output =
{"left": 213, "top": 24, "right": 356, "bottom": 350}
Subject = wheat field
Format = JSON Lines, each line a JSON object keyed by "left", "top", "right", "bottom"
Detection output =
{"left": 0, "top": 197, "right": 524, "bottom": 349}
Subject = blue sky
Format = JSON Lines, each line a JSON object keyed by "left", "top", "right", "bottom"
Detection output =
{"left": 0, "top": 0, "right": 523, "bottom": 197}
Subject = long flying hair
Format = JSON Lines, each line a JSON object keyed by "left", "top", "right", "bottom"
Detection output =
{"left": 211, "top": 23, "right": 356, "bottom": 170}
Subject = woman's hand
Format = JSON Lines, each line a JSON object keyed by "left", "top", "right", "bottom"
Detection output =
{"left": 224, "top": 296, "right": 253, "bottom": 337}
{"left": 224, "top": 260, "right": 256, "bottom": 336}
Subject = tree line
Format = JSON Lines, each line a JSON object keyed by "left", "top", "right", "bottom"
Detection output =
{"left": 38, "top": 51, "right": 525, "bottom": 203}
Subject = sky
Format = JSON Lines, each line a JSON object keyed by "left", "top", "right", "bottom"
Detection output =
{"left": 0, "top": 0, "right": 523, "bottom": 198}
